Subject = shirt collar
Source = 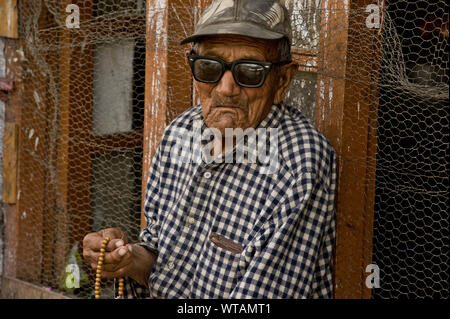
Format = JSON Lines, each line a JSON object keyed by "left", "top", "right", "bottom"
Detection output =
{"left": 256, "top": 103, "right": 284, "bottom": 130}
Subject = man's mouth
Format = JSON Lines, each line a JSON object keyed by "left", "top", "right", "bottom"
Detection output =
{"left": 214, "top": 105, "right": 241, "bottom": 110}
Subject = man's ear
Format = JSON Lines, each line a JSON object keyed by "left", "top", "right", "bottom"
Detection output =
{"left": 185, "top": 48, "right": 192, "bottom": 60}
{"left": 273, "top": 62, "right": 298, "bottom": 105}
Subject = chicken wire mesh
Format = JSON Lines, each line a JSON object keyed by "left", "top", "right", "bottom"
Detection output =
{"left": 1, "top": 0, "right": 448, "bottom": 299}
{"left": 371, "top": 0, "right": 448, "bottom": 299}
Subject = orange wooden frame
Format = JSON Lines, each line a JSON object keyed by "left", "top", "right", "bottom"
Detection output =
{"left": 315, "top": 0, "right": 384, "bottom": 298}
{"left": 141, "top": 0, "right": 195, "bottom": 229}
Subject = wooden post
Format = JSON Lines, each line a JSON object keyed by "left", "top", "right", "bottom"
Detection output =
{"left": 2, "top": 123, "right": 18, "bottom": 204}
{"left": 3, "top": 32, "right": 47, "bottom": 283}
{"left": 315, "top": 0, "right": 384, "bottom": 298}
{"left": 141, "top": 0, "right": 195, "bottom": 230}
{"left": 53, "top": 0, "right": 72, "bottom": 283}
{"left": 53, "top": 0, "right": 94, "bottom": 282}
{"left": 0, "top": 0, "right": 18, "bottom": 38}
{"left": 3, "top": 39, "right": 23, "bottom": 280}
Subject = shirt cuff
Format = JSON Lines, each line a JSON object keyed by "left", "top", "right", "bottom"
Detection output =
{"left": 137, "top": 242, "right": 158, "bottom": 256}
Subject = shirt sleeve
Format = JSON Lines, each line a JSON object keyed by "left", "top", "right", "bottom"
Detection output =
{"left": 311, "top": 151, "right": 337, "bottom": 298}
{"left": 115, "top": 144, "right": 163, "bottom": 299}
{"left": 229, "top": 168, "right": 337, "bottom": 299}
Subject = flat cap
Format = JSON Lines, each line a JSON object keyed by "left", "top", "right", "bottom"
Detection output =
{"left": 181, "top": 0, "right": 292, "bottom": 45}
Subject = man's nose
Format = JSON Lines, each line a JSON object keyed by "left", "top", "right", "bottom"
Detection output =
{"left": 215, "top": 70, "right": 240, "bottom": 97}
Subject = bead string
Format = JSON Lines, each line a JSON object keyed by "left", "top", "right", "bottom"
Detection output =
{"left": 95, "top": 237, "right": 124, "bottom": 299}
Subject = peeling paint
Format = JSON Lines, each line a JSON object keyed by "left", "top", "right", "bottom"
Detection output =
{"left": 319, "top": 80, "right": 325, "bottom": 121}
{"left": 329, "top": 85, "right": 333, "bottom": 106}
{"left": 16, "top": 49, "right": 25, "bottom": 62}
{"left": 33, "top": 90, "right": 41, "bottom": 106}
{"left": 357, "top": 102, "right": 360, "bottom": 120}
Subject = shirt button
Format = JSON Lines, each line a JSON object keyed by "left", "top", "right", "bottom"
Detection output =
{"left": 167, "top": 262, "right": 175, "bottom": 270}
{"left": 203, "top": 172, "right": 212, "bottom": 179}
{"left": 187, "top": 217, "right": 196, "bottom": 225}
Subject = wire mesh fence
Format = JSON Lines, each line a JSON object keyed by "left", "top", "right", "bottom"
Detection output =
{"left": 371, "top": 0, "right": 448, "bottom": 299}
{"left": 2, "top": 0, "right": 448, "bottom": 298}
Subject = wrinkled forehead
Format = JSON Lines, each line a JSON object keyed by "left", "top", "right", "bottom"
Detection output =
{"left": 195, "top": 35, "right": 280, "bottom": 61}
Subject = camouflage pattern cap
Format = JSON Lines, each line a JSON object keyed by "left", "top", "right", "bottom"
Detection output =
{"left": 181, "top": 0, "right": 292, "bottom": 45}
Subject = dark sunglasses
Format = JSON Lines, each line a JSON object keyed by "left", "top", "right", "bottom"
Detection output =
{"left": 187, "top": 50, "right": 290, "bottom": 88}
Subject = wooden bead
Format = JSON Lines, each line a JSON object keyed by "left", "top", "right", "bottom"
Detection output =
{"left": 94, "top": 237, "right": 124, "bottom": 299}
{"left": 117, "top": 278, "right": 124, "bottom": 298}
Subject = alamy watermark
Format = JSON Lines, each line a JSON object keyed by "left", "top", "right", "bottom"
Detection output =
{"left": 169, "top": 120, "right": 279, "bottom": 175}
{"left": 65, "top": 4, "right": 80, "bottom": 29}
{"left": 365, "top": 4, "right": 381, "bottom": 29}
{"left": 65, "top": 3, "right": 382, "bottom": 30}
{"left": 365, "top": 264, "right": 380, "bottom": 289}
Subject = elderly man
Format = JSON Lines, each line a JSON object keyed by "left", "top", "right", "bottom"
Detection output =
{"left": 83, "top": 0, "right": 337, "bottom": 299}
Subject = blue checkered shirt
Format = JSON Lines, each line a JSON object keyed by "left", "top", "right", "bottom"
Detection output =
{"left": 116, "top": 103, "right": 337, "bottom": 299}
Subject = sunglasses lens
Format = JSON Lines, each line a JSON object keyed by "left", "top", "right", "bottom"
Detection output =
{"left": 194, "top": 59, "right": 223, "bottom": 82}
{"left": 235, "top": 63, "right": 266, "bottom": 87}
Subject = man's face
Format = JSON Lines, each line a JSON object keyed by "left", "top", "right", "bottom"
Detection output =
{"left": 193, "top": 35, "right": 287, "bottom": 133}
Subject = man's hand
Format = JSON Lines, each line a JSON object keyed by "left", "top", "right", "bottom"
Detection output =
{"left": 83, "top": 228, "right": 156, "bottom": 287}
{"left": 83, "top": 228, "right": 131, "bottom": 278}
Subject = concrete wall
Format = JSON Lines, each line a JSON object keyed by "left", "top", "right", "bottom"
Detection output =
{"left": 1, "top": 276, "right": 71, "bottom": 299}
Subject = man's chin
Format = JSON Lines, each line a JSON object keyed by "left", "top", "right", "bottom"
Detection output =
{"left": 206, "top": 115, "right": 238, "bottom": 131}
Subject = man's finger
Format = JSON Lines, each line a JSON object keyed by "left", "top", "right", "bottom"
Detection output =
{"left": 84, "top": 249, "right": 98, "bottom": 264}
{"left": 83, "top": 232, "right": 104, "bottom": 252}
{"left": 103, "top": 245, "right": 132, "bottom": 265}
{"left": 99, "top": 228, "right": 127, "bottom": 243}
{"left": 106, "top": 238, "right": 126, "bottom": 252}
{"left": 101, "top": 250, "right": 133, "bottom": 274}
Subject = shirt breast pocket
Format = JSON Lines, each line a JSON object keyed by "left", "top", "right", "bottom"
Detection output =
{"left": 190, "top": 233, "right": 244, "bottom": 298}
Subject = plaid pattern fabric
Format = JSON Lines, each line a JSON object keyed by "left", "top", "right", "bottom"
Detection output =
{"left": 116, "top": 103, "right": 337, "bottom": 299}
